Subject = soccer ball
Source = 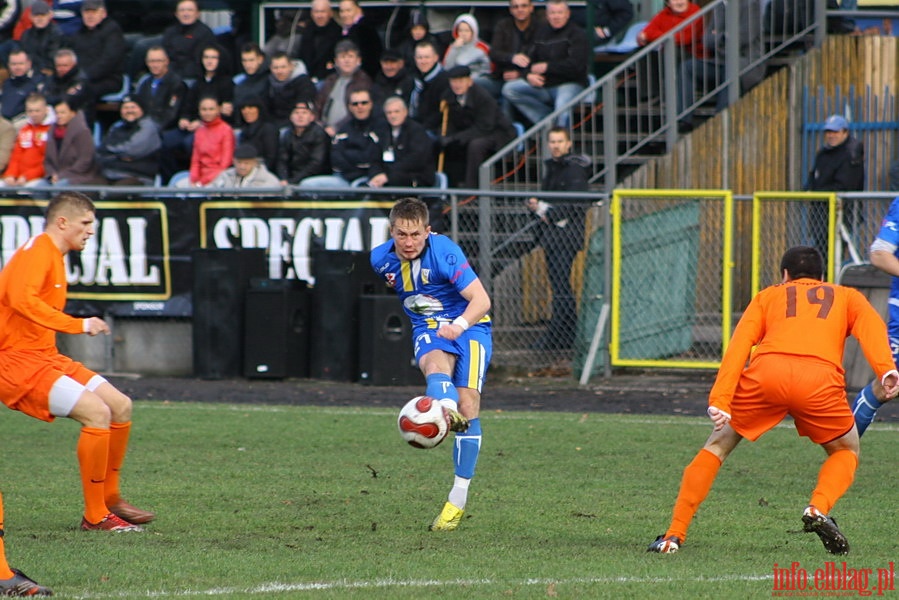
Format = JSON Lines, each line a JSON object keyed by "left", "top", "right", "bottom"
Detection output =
{"left": 397, "top": 396, "right": 450, "bottom": 449}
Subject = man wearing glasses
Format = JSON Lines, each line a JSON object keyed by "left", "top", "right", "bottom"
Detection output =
{"left": 300, "top": 87, "right": 384, "bottom": 189}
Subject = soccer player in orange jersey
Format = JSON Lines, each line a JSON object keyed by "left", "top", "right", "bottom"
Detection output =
{"left": 0, "top": 191, "right": 154, "bottom": 532}
{"left": 648, "top": 246, "right": 899, "bottom": 555}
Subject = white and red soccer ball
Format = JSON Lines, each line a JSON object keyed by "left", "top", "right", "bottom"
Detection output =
{"left": 397, "top": 396, "right": 451, "bottom": 449}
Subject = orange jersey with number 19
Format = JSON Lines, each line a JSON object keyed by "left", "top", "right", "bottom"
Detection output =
{"left": 709, "top": 278, "right": 895, "bottom": 415}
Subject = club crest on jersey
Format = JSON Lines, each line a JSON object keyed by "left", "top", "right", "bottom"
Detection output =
{"left": 385, "top": 272, "right": 396, "bottom": 286}
{"left": 421, "top": 269, "right": 430, "bottom": 285}
{"left": 404, "top": 293, "right": 443, "bottom": 315}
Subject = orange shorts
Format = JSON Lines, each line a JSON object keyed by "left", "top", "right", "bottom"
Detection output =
{"left": 0, "top": 349, "right": 97, "bottom": 422}
{"left": 728, "top": 353, "right": 854, "bottom": 445}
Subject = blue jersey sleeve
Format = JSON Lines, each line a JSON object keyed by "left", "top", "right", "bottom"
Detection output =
{"left": 875, "top": 198, "right": 899, "bottom": 248}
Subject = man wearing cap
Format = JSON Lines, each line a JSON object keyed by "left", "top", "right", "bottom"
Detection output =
{"left": 315, "top": 39, "right": 373, "bottom": 137}
{"left": 64, "top": 0, "right": 126, "bottom": 106}
{"left": 373, "top": 48, "right": 413, "bottom": 105}
{"left": 20, "top": 1, "right": 63, "bottom": 75}
{"left": 806, "top": 114, "right": 865, "bottom": 257}
{"left": 96, "top": 94, "right": 161, "bottom": 186}
{"left": 440, "top": 65, "right": 516, "bottom": 188}
{"left": 276, "top": 100, "right": 331, "bottom": 186}
{"left": 211, "top": 143, "right": 280, "bottom": 188}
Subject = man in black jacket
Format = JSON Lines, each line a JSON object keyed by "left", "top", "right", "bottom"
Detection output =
{"left": 526, "top": 126, "right": 590, "bottom": 350}
{"left": 134, "top": 46, "right": 187, "bottom": 132}
{"left": 276, "top": 100, "right": 331, "bottom": 185}
{"left": 502, "top": 0, "right": 588, "bottom": 127}
{"left": 298, "top": 0, "right": 342, "bottom": 83}
{"left": 440, "top": 66, "right": 516, "bottom": 189}
{"left": 266, "top": 51, "right": 316, "bottom": 128}
{"left": 64, "top": 0, "right": 125, "bottom": 102}
{"left": 338, "top": 0, "right": 382, "bottom": 78}
{"left": 0, "top": 49, "right": 46, "bottom": 126}
{"left": 300, "top": 87, "right": 383, "bottom": 188}
{"left": 368, "top": 96, "right": 433, "bottom": 188}
{"left": 162, "top": 0, "right": 217, "bottom": 81}
{"left": 478, "top": 0, "right": 541, "bottom": 107}
{"left": 408, "top": 39, "right": 449, "bottom": 136}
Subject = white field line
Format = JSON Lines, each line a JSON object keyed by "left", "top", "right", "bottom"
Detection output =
{"left": 135, "top": 402, "right": 899, "bottom": 432}
{"left": 70, "top": 573, "right": 775, "bottom": 598}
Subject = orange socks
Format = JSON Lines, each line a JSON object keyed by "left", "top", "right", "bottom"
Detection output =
{"left": 0, "top": 492, "right": 14, "bottom": 580}
{"left": 809, "top": 449, "right": 858, "bottom": 515}
{"left": 77, "top": 427, "right": 111, "bottom": 524}
{"left": 666, "top": 448, "right": 723, "bottom": 542}
{"left": 105, "top": 421, "right": 132, "bottom": 507}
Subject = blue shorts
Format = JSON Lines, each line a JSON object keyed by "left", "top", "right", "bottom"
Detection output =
{"left": 412, "top": 323, "right": 492, "bottom": 393}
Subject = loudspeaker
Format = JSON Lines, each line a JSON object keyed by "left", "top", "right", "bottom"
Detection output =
{"left": 191, "top": 248, "right": 266, "bottom": 379}
{"left": 358, "top": 295, "right": 420, "bottom": 386}
{"left": 309, "top": 250, "right": 386, "bottom": 381}
{"left": 244, "top": 279, "right": 311, "bottom": 379}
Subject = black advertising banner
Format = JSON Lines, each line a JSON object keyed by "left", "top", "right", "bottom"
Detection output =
{"left": 0, "top": 196, "right": 395, "bottom": 318}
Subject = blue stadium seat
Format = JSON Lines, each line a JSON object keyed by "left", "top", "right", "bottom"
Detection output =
{"left": 168, "top": 170, "right": 190, "bottom": 187}
{"left": 434, "top": 171, "right": 448, "bottom": 189}
{"left": 100, "top": 74, "right": 131, "bottom": 103}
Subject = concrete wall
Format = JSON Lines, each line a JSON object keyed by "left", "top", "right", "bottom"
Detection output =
{"left": 59, "top": 319, "right": 194, "bottom": 376}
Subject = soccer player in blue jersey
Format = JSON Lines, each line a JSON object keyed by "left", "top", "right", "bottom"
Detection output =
{"left": 850, "top": 197, "right": 899, "bottom": 434}
{"left": 370, "top": 197, "right": 492, "bottom": 531}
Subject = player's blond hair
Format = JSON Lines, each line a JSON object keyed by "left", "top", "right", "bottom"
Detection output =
{"left": 389, "top": 197, "right": 429, "bottom": 227}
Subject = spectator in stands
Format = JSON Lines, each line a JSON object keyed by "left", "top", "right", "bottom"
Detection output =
{"left": 161, "top": 42, "right": 235, "bottom": 176}
{"left": 298, "top": 0, "right": 341, "bottom": 84}
{"left": 502, "top": 0, "right": 588, "bottom": 127}
{"left": 42, "top": 48, "right": 90, "bottom": 111}
{"left": 637, "top": 0, "right": 702, "bottom": 53}
{"left": 64, "top": 0, "right": 125, "bottom": 103}
{"left": 96, "top": 94, "right": 161, "bottom": 186}
{"left": 182, "top": 96, "right": 234, "bottom": 187}
{"left": 373, "top": 48, "right": 413, "bottom": 104}
{"left": 440, "top": 65, "right": 516, "bottom": 189}
{"left": 263, "top": 9, "right": 301, "bottom": 58}
{"left": 315, "top": 39, "right": 372, "bottom": 136}
{"left": 338, "top": 0, "right": 382, "bottom": 78}
{"left": 235, "top": 95, "right": 279, "bottom": 172}
{"left": 43, "top": 98, "right": 100, "bottom": 184}
{"left": 276, "top": 100, "right": 331, "bottom": 186}
{"left": 162, "top": 0, "right": 217, "bottom": 81}
{"left": 591, "top": 0, "right": 635, "bottom": 46}
{"left": 409, "top": 39, "right": 449, "bottom": 136}
{"left": 210, "top": 142, "right": 280, "bottom": 188}
{"left": 266, "top": 51, "right": 316, "bottom": 128}
{"left": 134, "top": 46, "right": 187, "bottom": 133}
{"left": 20, "top": 1, "right": 63, "bottom": 75}
{"left": 677, "top": 0, "right": 764, "bottom": 133}
{"left": 0, "top": 49, "right": 47, "bottom": 127}
{"left": 525, "top": 126, "right": 589, "bottom": 350}
{"left": 0, "top": 116, "right": 14, "bottom": 173}
{"left": 478, "top": 0, "right": 541, "bottom": 108}
{"left": 233, "top": 43, "right": 269, "bottom": 122}
{"left": 396, "top": 8, "right": 442, "bottom": 69}
{"left": 1, "top": 93, "right": 53, "bottom": 187}
{"left": 300, "top": 87, "right": 382, "bottom": 188}
{"left": 443, "top": 14, "right": 491, "bottom": 81}
{"left": 369, "top": 95, "right": 434, "bottom": 188}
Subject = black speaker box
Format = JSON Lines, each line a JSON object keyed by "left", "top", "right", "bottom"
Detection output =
{"left": 191, "top": 248, "right": 267, "bottom": 379}
{"left": 244, "top": 279, "right": 311, "bottom": 379}
{"left": 358, "top": 295, "right": 420, "bottom": 386}
{"left": 309, "top": 250, "right": 386, "bottom": 381}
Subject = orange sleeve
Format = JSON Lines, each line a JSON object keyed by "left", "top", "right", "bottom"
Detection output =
{"left": 846, "top": 287, "right": 896, "bottom": 379}
{"left": 0, "top": 235, "right": 84, "bottom": 349}
{"left": 708, "top": 294, "right": 764, "bottom": 414}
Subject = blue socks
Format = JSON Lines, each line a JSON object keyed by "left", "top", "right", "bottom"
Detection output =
{"left": 426, "top": 373, "right": 458, "bottom": 404}
{"left": 851, "top": 383, "right": 882, "bottom": 437}
{"left": 453, "top": 418, "right": 482, "bottom": 479}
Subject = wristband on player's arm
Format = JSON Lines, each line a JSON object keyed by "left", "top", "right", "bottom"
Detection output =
{"left": 881, "top": 369, "right": 899, "bottom": 386}
{"left": 452, "top": 316, "right": 469, "bottom": 331}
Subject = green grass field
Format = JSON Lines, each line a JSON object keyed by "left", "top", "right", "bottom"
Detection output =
{"left": 1, "top": 400, "right": 896, "bottom": 599}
